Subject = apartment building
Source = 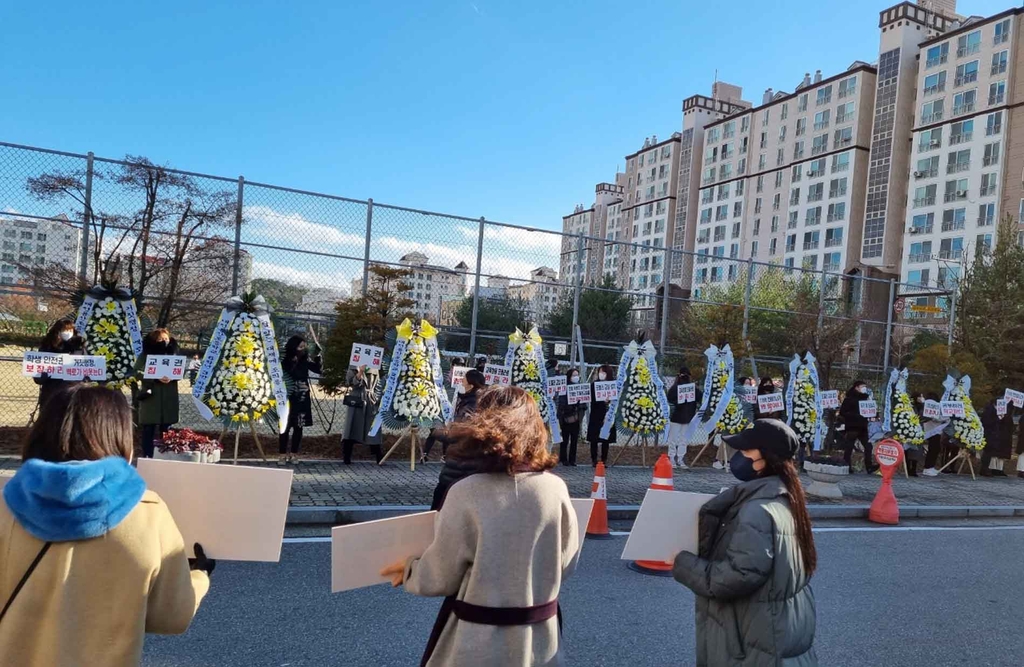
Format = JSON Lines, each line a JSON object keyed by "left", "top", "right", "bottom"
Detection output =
{"left": 559, "top": 204, "right": 595, "bottom": 284}
{"left": 902, "top": 8, "right": 1024, "bottom": 313}
{"left": 0, "top": 215, "right": 82, "bottom": 284}
{"left": 559, "top": 178, "right": 625, "bottom": 285}
{"left": 352, "top": 252, "right": 467, "bottom": 320}
{"left": 691, "top": 65, "right": 877, "bottom": 289}
{"left": 508, "top": 266, "right": 563, "bottom": 324}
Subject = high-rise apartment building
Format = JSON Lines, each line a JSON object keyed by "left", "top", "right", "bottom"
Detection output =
{"left": 0, "top": 215, "right": 82, "bottom": 284}
{"left": 692, "top": 65, "right": 877, "bottom": 288}
{"left": 351, "top": 252, "right": 467, "bottom": 320}
{"left": 559, "top": 177, "right": 625, "bottom": 285}
{"left": 508, "top": 266, "right": 562, "bottom": 323}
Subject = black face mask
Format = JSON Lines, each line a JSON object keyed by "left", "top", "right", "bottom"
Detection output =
{"left": 155, "top": 340, "right": 171, "bottom": 352}
{"left": 730, "top": 451, "right": 761, "bottom": 482}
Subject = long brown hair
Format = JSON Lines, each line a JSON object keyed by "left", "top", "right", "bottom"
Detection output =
{"left": 446, "top": 386, "right": 558, "bottom": 475}
{"left": 763, "top": 455, "right": 817, "bottom": 576}
{"left": 23, "top": 384, "right": 134, "bottom": 463}
{"left": 41, "top": 318, "right": 75, "bottom": 350}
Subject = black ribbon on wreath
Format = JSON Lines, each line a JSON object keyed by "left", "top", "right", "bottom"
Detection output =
{"left": 85, "top": 284, "right": 134, "bottom": 301}
{"left": 224, "top": 294, "right": 272, "bottom": 316}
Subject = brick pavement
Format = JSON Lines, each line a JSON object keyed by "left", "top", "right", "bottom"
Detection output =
{"left": 3, "top": 456, "right": 1023, "bottom": 508}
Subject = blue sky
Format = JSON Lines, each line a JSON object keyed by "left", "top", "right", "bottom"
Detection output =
{"left": 1, "top": 0, "right": 1011, "bottom": 238}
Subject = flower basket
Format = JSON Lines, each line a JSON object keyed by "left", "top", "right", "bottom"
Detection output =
{"left": 157, "top": 428, "right": 223, "bottom": 464}
{"left": 803, "top": 458, "right": 849, "bottom": 499}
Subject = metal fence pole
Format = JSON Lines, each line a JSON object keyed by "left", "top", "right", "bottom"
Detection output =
{"left": 816, "top": 267, "right": 827, "bottom": 349}
{"left": 947, "top": 288, "right": 957, "bottom": 354}
{"left": 741, "top": 258, "right": 757, "bottom": 379}
{"left": 569, "top": 233, "right": 585, "bottom": 369}
{"left": 467, "top": 217, "right": 486, "bottom": 361}
{"left": 231, "top": 176, "right": 244, "bottom": 296}
{"left": 362, "top": 198, "right": 373, "bottom": 298}
{"left": 79, "top": 152, "right": 94, "bottom": 283}
{"left": 658, "top": 247, "right": 672, "bottom": 357}
{"left": 882, "top": 278, "right": 895, "bottom": 376}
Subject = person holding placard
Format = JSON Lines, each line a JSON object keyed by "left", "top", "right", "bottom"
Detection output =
{"left": 556, "top": 369, "right": 587, "bottom": 466}
{"left": 980, "top": 398, "right": 1014, "bottom": 477}
{"left": 672, "top": 420, "right": 818, "bottom": 667}
{"left": 666, "top": 366, "right": 701, "bottom": 469}
{"left": 134, "top": 329, "right": 181, "bottom": 459}
{"left": 754, "top": 377, "right": 785, "bottom": 420}
{"left": 380, "top": 386, "right": 579, "bottom": 666}
{"left": 839, "top": 381, "right": 876, "bottom": 473}
{"left": 0, "top": 384, "right": 213, "bottom": 667}
{"left": 342, "top": 366, "right": 383, "bottom": 464}
{"left": 423, "top": 369, "right": 486, "bottom": 465}
{"left": 587, "top": 365, "right": 617, "bottom": 466}
{"left": 33, "top": 318, "right": 84, "bottom": 410}
{"left": 918, "top": 392, "right": 948, "bottom": 476}
{"left": 278, "top": 335, "right": 323, "bottom": 465}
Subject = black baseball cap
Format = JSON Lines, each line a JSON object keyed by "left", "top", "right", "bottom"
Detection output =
{"left": 723, "top": 419, "right": 799, "bottom": 461}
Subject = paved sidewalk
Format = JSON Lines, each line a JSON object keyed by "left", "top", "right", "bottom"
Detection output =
{"left": 4, "top": 456, "right": 1023, "bottom": 509}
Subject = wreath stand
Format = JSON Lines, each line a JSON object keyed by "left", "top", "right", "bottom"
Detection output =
{"left": 609, "top": 431, "right": 654, "bottom": 467}
{"left": 689, "top": 429, "right": 720, "bottom": 468}
{"left": 935, "top": 449, "right": 977, "bottom": 480}
{"left": 377, "top": 425, "right": 423, "bottom": 471}
{"left": 218, "top": 423, "right": 269, "bottom": 465}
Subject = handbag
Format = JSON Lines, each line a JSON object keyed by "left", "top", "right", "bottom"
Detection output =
{"left": 0, "top": 542, "right": 52, "bottom": 624}
{"left": 343, "top": 385, "right": 366, "bottom": 409}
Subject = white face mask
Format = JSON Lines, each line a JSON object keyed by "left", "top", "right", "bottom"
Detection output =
{"left": 59, "top": 330, "right": 73, "bottom": 342}
{"left": 598, "top": 372, "right": 607, "bottom": 381}
{"left": 569, "top": 375, "right": 580, "bottom": 384}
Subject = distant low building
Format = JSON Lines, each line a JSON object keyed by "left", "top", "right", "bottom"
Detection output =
{"left": 509, "top": 266, "right": 563, "bottom": 325}
{"left": 300, "top": 288, "right": 347, "bottom": 315}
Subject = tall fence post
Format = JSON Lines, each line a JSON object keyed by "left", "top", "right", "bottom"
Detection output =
{"left": 741, "top": 257, "right": 757, "bottom": 378}
{"left": 882, "top": 278, "right": 896, "bottom": 376}
{"left": 467, "top": 217, "right": 486, "bottom": 361}
{"left": 947, "top": 288, "right": 957, "bottom": 355}
{"left": 231, "top": 176, "right": 244, "bottom": 296}
{"left": 362, "top": 198, "right": 373, "bottom": 298}
{"left": 658, "top": 247, "right": 672, "bottom": 358}
{"left": 816, "top": 267, "right": 827, "bottom": 349}
{"left": 569, "top": 233, "right": 585, "bottom": 370}
{"left": 79, "top": 152, "right": 94, "bottom": 282}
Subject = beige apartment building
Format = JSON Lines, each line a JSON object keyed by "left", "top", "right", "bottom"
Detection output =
{"left": 508, "top": 266, "right": 563, "bottom": 324}
{"left": 558, "top": 177, "right": 625, "bottom": 285}
{"left": 692, "top": 65, "right": 877, "bottom": 289}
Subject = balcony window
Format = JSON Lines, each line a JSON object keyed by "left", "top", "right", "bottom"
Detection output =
{"left": 941, "top": 208, "right": 967, "bottom": 232}
{"left": 827, "top": 202, "right": 846, "bottom": 222}
{"left": 838, "top": 75, "right": 857, "bottom": 99}
{"left": 978, "top": 203, "right": 995, "bottom": 227}
{"left": 812, "top": 134, "right": 828, "bottom": 156}
{"left": 924, "top": 71, "right": 946, "bottom": 96}
{"left": 921, "top": 99, "right": 944, "bottom": 124}
{"left": 983, "top": 142, "right": 1000, "bottom": 166}
{"left": 919, "top": 128, "right": 943, "bottom": 151}
{"left": 986, "top": 112, "right": 1003, "bottom": 136}
{"left": 909, "top": 241, "right": 932, "bottom": 263}
{"left": 825, "top": 228, "right": 844, "bottom": 248}
{"left": 813, "top": 110, "right": 830, "bottom": 131}
{"left": 914, "top": 185, "right": 937, "bottom": 208}
{"left": 956, "top": 30, "right": 981, "bottom": 57}
{"left": 992, "top": 50, "right": 1008, "bottom": 75}
{"left": 952, "top": 89, "right": 976, "bottom": 116}
{"left": 911, "top": 213, "right": 934, "bottom": 235}
{"left": 833, "top": 127, "right": 853, "bottom": 148}
{"left": 788, "top": 211, "right": 799, "bottom": 229}
{"left": 994, "top": 19, "right": 1011, "bottom": 45}
{"left": 926, "top": 44, "right": 949, "bottom": 68}
{"left": 989, "top": 81, "right": 1006, "bottom": 106}
{"left": 954, "top": 60, "right": 979, "bottom": 87}
{"left": 946, "top": 149, "right": 971, "bottom": 174}
{"left": 915, "top": 156, "right": 939, "bottom": 179}
{"left": 816, "top": 85, "right": 833, "bottom": 106}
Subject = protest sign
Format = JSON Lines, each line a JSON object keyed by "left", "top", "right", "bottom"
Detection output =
{"left": 922, "top": 400, "right": 942, "bottom": 419}
{"left": 349, "top": 343, "right": 384, "bottom": 370}
{"left": 483, "top": 364, "right": 511, "bottom": 386}
{"left": 738, "top": 387, "right": 757, "bottom": 404}
{"left": 996, "top": 398, "right": 1008, "bottom": 417}
{"left": 449, "top": 365, "right": 468, "bottom": 387}
{"left": 940, "top": 400, "right": 965, "bottom": 418}
{"left": 676, "top": 382, "right": 696, "bottom": 403}
{"left": 1004, "top": 389, "right": 1024, "bottom": 408}
{"left": 621, "top": 490, "right": 715, "bottom": 562}
{"left": 143, "top": 355, "right": 188, "bottom": 381}
{"left": 567, "top": 382, "right": 591, "bottom": 405}
{"left": 55, "top": 355, "right": 107, "bottom": 381}
{"left": 331, "top": 512, "right": 438, "bottom": 592}
{"left": 820, "top": 390, "right": 839, "bottom": 409}
{"left": 757, "top": 392, "right": 785, "bottom": 414}
{"left": 546, "top": 374, "right": 567, "bottom": 397}
{"left": 858, "top": 400, "right": 878, "bottom": 418}
{"left": 21, "top": 351, "right": 64, "bottom": 378}
{"left": 594, "top": 381, "right": 618, "bottom": 402}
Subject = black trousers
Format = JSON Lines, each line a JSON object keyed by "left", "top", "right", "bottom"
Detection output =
{"left": 342, "top": 439, "right": 382, "bottom": 464}
{"left": 422, "top": 430, "right": 449, "bottom": 457}
{"left": 590, "top": 439, "right": 609, "bottom": 465}
{"left": 560, "top": 422, "right": 580, "bottom": 464}
{"left": 843, "top": 430, "right": 874, "bottom": 471}
{"left": 923, "top": 435, "right": 943, "bottom": 468}
{"left": 141, "top": 423, "right": 171, "bottom": 458}
{"left": 279, "top": 410, "right": 303, "bottom": 454}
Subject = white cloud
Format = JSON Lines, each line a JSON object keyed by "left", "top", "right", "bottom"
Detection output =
{"left": 244, "top": 205, "right": 365, "bottom": 250}
{"left": 251, "top": 260, "right": 347, "bottom": 290}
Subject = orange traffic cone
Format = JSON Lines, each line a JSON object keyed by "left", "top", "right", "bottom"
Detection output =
{"left": 586, "top": 462, "right": 612, "bottom": 539}
{"left": 630, "top": 454, "right": 675, "bottom": 577}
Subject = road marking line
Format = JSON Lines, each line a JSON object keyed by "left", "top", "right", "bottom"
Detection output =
{"left": 282, "top": 537, "right": 332, "bottom": 543}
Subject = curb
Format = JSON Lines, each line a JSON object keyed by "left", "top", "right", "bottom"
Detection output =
{"left": 286, "top": 504, "right": 1024, "bottom": 525}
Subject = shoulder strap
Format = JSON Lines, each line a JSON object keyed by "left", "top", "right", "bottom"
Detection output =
{"left": 0, "top": 541, "right": 52, "bottom": 624}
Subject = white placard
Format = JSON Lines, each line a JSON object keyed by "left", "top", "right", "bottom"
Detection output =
{"left": 738, "top": 387, "right": 757, "bottom": 404}
{"left": 349, "top": 343, "right": 384, "bottom": 370}
{"left": 331, "top": 511, "right": 438, "bottom": 593}
{"left": 484, "top": 364, "right": 511, "bottom": 386}
{"left": 143, "top": 355, "right": 188, "bottom": 381}
{"left": 567, "top": 383, "right": 591, "bottom": 405}
{"left": 546, "top": 375, "right": 567, "bottom": 397}
{"left": 940, "top": 400, "right": 965, "bottom": 418}
{"left": 450, "top": 365, "right": 468, "bottom": 386}
{"left": 54, "top": 355, "right": 107, "bottom": 381}
{"left": 858, "top": 400, "right": 878, "bottom": 418}
{"left": 571, "top": 498, "right": 595, "bottom": 554}
{"left": 21, "top": 351, "right": 65, "bottom": 378}
{"left": 1005, "top": 389, "right": 1024, "bottom": 408}
{"left": 757, "top": 392, "right": 785, "bottom": 414}
{"left": 820, "top": 390, "right": 839, "bottom": 409}
{"left": 621, "top": 489, "right": 715, "bottom": 562}
{"left": 923, "top": 419, "right": 947, "bottom": 439}
{"left": 923, "top": 400, "right": 942, "bottom": 419}
{"left": 677, "top": 382, "right": 696, "bottom": 403}
{"left": 594, "top": 381, "right": 618, "bottom": 402}
{"left": 554, "top": 343, "right": 568, "bottom": 356}
{"left": 996, "top": 398, "right": 1008, "bottom": 417}
{"left": 137, "top": 458, "right": 293, "bottom": 562}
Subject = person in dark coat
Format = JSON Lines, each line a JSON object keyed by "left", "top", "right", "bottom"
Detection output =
{"left": 33, "top": 319, "right": 84, "bottom": 411}
{"left": 586, "top": 365, "right": 617, "bottom": 466}
{"left": 918, "top": 392, "right": 946, "bottom": 476}
{"left": 556, "top": 368, "right": 587, "bottom": 466}
{"left": 1017, "top": 415, "right": 1024, "bottom": 480}
{"left": 133, "top": 329, "right": 180, "bottom": 458}
{"left": 666, "top": 366, "right": 702, "bottom": 469}
{"left": 278, "top": 335, "right": 323, "bottom": 465}
{"left": 754, "top": 377, "right": 784, "bottom": 420}
{"left": 980, "top": 399, "right": 1014, "bottom": 477}
{"left": 341, "top": 366, "right": 383, "bottom": 464}
{"left": 839, "top": 381, "right": 875, "bottom": 473}
{"left": 673, "top": 420, "right": 818, "bottom": 667}
{"left": 422, "top": 369, "right": 486, "bottom": 462}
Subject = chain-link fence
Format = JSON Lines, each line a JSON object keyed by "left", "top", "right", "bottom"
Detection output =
{"left": 0, "top": 140, "right": 954, "bottom": 428}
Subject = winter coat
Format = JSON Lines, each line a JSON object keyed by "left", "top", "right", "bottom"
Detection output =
{"left": 838, "top": 389, "right": 869, "bottom": 437}
{"left": 34, "top": 337, "right": 84, "bottom": 408}
{"left": 430, "top": 458, "right": 483, "bottom": 511}
{"left": 737, "top": 384, "right": 757, "bottom": 422}
{"left": 283, "top": 354, "right": 323, "bottom": 427}
{"left": 667, "top": 378, "right": 702, "bottom": 425}
{"left": 673, "top": 476, "right": 818, "bottom": 667}
{"left": 556, "top": 392, "right": 587, "bottom": 427}
{"left": 342, "top": 371, "right": 381, "bottom": 445}
{"left": 0, "top": 457, "right": 209, "bottom": 667}
{"left": 134, "top": 337, "right": 181, "bottom": 426}
{"left": 587, "top": 382, "right": 617, "bottom": 444}
{"left": 404, "top": 472, "right": 579, "bottom": 667}
{"left": 982, "top": 403, "right": 1014, "bottom": 459}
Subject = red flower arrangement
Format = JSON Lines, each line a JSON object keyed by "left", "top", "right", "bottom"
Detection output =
{"left": 158, "top": 429, "right": 223, "bottom": 455}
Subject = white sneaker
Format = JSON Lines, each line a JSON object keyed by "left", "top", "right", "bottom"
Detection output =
{"left": 712, "top": 460, "right": 725, "bottom": 470}
{"left": 678, "top": 460, "right": 689, "bottom": 470}
{"left": 922, "top": 467, "right": 939, "bottom": 477}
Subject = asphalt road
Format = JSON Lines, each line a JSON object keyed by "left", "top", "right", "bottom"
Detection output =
{"left": 142, "top": 523, "right": 1024, "bottom": 666}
